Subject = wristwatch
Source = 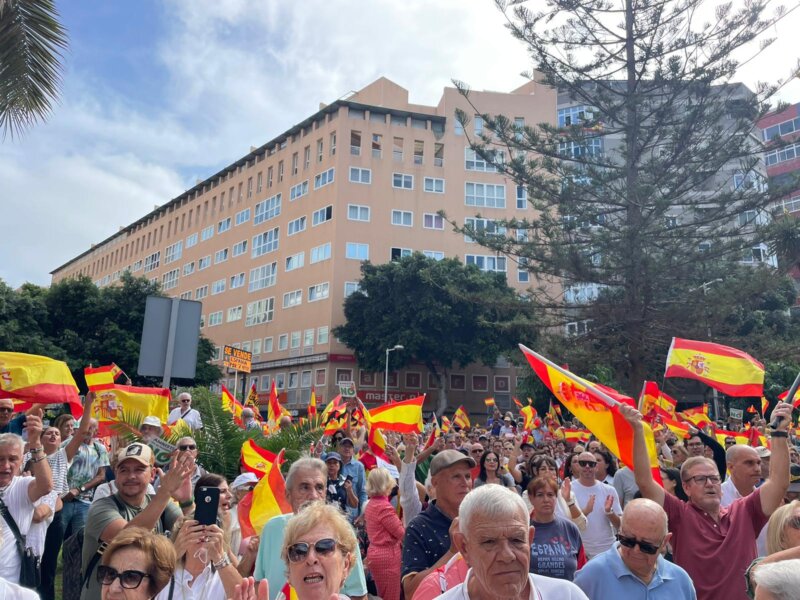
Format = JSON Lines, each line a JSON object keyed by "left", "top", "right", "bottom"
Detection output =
{"left": 79, "top": 486, "right": 86, "bottom": 493}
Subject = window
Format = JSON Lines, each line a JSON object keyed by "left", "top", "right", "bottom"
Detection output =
{"left": 144, "top": 252, "right": 160, "bottom": 273}
{"left": 292, "top": 153, "right": 299, "bottom": 175}
{"left": 516, "top": 186, "right": 527, "bottom": 209}
{"left": 317, "top": 139, "right": 324, "bottom": 162}
{"left": 291, "top": 331, "right": 301, "bottom": 349}
{"left": 330, "top": 132, "right": 336, "bottom": 155}
{"left": 288, "top": 216, "right": 307, "bottom": 236}
{"left": 414, "top": 140, "right": 424, "bottom": 165}
{"left": 183, "top": 262, "right": 195, "bottom": 276}
{"left": 424, "top": 177, "right": 444, "bottom": 193}
{"left": 257, "top": 172, "right": 263, "bottom": 193}
{"left": 196, "top": 285, "right": 208, "bottom": 300}
{"left": 301, "top": 370, "right": 312, "bottom": 388}
{"left": 349, "top": 167, "right": 371, "bottom": 184}
{"left": 285, "top": 252, "right": 304, "bottom": 271}
{"left": 212, "top": 279, "right": 226, "bottom": 295}
{"left": 517, "top": 257, "right": 530, "bottom": 283}
{"left": 514, "top": 117, "right": 525, "bottom": 141}
{"left": 346, "top": 243, "right": 369, "bottom": 260}
{"left": 423, "top": 250, "right": 444, "bottom": 260}
{"left": 314, "top": 168, "right": 335, "bottom": 189}
{"left": 434, "top": 143, "right": 444, "bottom": 166}
{"left": 557, "top": 105, "right": 597, "bottom": 127}
{"left": 465, "top": 182, "right": 506, "bottom": 208}
{"left": 235, "top": 208, "right": 251, "bottom": 226}
{"left": 164, "top": 241, "right": 182, "bottom": 264}
{"left": 464, "top": 218, "right": 506, "bottom": 242}
{"left": 474, "top": 116, "right": 483, "bottom": 135}
{"left": 278, "top": 334, "right": 289, "bottom": 351}
{"left": 252, "top": 227, "right": 279, "bottom": 257}
{"left": 278, "top": 160, "right": 284, "bottom": 182}
{"left": 423, "top": 213, "right": 444, "bottom": 230}
{"left": 132, "top": 260, "right": 143, "bottom": 272}
{"left": 162, "top": 269, "right": 179, "bottom": 290}
{"left": 186, "top": 233, "right": 198, "bottom": 248}
{"left": 264, "top": 337, "right": 274, "bottom": 353}
{"left": 290, "top": 181, "right": 308, "bottom": 201}
{"left": 310, "top": 243, "right": 331, "bottom": 263}
{"left": 348, "top": 204, "right": 370, "bottom": 222}
{"left": 393, "top": 137, "right": 403, "bottom": 161}
{"left": 304, "top": 329, "right": 314, "bottom": 347}
{"left": 230, "top": 272, "right": 245, "bottom": 289}
{"left": 288, "top": 371, "right": 299, "bottom": 388}
{"left": 308, "top": 282, "right": 329, "bottom": 302}
{"left": 350, "top": 131, "right": 361, "bottom": 156}
{"left": 566, "top": 319, "right": 592, "bottom": 336}
{"left": 313, "top": 205, "right": 333, "bottom": 226}
{"left": 344, "top": 282, "right": 360, "bottom": 297}
{"left": 180, "top": 291, "right": 192, "bottom": 300}
{"left": 763, "top": 115, "right": 800, "bottom": 141}
{"left": 454, "top": 120, "right": 464, "bottom": 136}
{"left": 392, "top": 173, "right": 413, "bottom": 189}
{"left": 246, "top": 298, "right": 274, "bottom": 326}
{"left": 208, "top": 311, "right": 223, "bottom": 326}
{"left": 198, "top": 255, "right": 211, "bottom": 270}
{"left": 391, "top": 247, "right": 412, "bottom": 260}
{"left": 214, "top": 248, "right": 229, "bottom": 264}
{"left": 267, "top": 166, "right": 273, "bottom": 188}
{"left": 218, "top": 218, "right": 231, "bottom": 233}
{"left": 391, "top": 210, "right": 413, "bottom": 227}
{"left": 304, "top": 146, "right": 310, "bottom": 169}
{"left": 465, "top": 148, "right": 501, "bottom": 172}
{"left": 466, "top": 254, "right": 507, "bottom": 272}
{"left": 201, "top": 226, "right": 214, "bottom": 241}
{"left": 232, "top": 240, "right": 248, "bottom": 256}
{"left": 372, "top": 134, "right": 382, "bottom": 158}
{"left": 227, "top": 306, "right": 243, "bottom": 322}
{"left": 249, "top": 262, "right": 277, "bottom": 291}
{"left": 283, "top": 290, "right": 302, "bottom": 308}
{"left": 559, "top": 139, "right": 603, "bottom": 157}
{"left": 254, "top": 194, "right": 281, "bottom": 224}
{"left": 733, "top": 171, "right": 768, "bottom": 193}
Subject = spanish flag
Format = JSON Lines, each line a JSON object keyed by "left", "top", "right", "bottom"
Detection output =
{"left": 241, "top": 439, "right": 281, "bottom": 477}
{"left": 664, "top": 338, "right": 765, "bottom": 397}
{"left": 368, "top": 396, "right": 424, "bottom": 433}
{"left": 484, "top": 397, "right": 496, "bottom": 408}
{"left": 250, "top": 448, "right": 292, "bottom": 534}
{"left": 558, "top": 428, "right": 592, "bottom": 443}
{"left": 512, "top": 397, "right": 523, "bottom": 409}
{"left": 440, "top": 415, "right": 452, "bottom": 434}
{"left": 279, "top": 582, "right": 299, "bottom": 600}
{"left": 356, "top": 399, "right": 389, "bottom": 461}
{"left": 320, "top": 395, "right": 347, "bottom": 435}
{"left": 677, "top": 404, "right": 711, "bottom": 429}
{"left": 453, "top": 405, "right": 470, "bottom": 429}
{"left": 714, "top": 428, "right": 749, "bottom": 446}
{"left": 520, "top": 344, "right": 662, "bottom": 484}
{"left": 520, "top": 405, "right": 537, "bottom": 431}
{"left": 90, "top": 384, "right": 170, "bottom": 435}
{"left": 761, "top": 397, "right": 769, "bottom": 416}
{"left": 222, "top": 385, "right": 244, "bottom": 426}
{"left": 424, "top": 415, "right": 440, "bottom": 449}
{"left": 267, "top": 379, "right": 290, "bottom": 424}
{"left": 245, "top": 382, "right": 260, "bottom": 413}
{"left": 308, "top": 388, "right": 317, "bottom": 417}
{"left": 778, "top": 389, "right": 800, "bottom": 409}
{"left": 84, "top": 364, "right": 124, "bottom": 392}
{"left": 639, "top": 381, "right": 677, "bottom": 420}
{"left": 0, "top": 352, "right": 81, "bottom": 412}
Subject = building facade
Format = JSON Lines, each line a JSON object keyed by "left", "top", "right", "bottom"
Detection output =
{"left": 51, "top": 77, "right": 557, "bottom": 416}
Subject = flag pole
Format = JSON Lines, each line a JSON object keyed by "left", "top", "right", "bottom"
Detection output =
{"left": 770, "top": 369, "right": 800, "bottom": 429}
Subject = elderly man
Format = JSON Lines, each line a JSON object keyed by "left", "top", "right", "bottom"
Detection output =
{"left": 622, "top": 402, "right": 793, "bottom": 600}
{"left": 167, "top": 391, "right": 203, "bottom": 430}
{"left": 573, "top": 498, "right": 696, "bottom": 598}
{"left": 0, "top": 399, "right": 26, "bottom": 435}
{"left": 401, "top": 449, "right": 475, "bottom": 599}
{"left": 571, "top": 450, "right": 622, "bottom": 558}
{"left": 61, "top": 417, "right": 108, "bottom": 540}
{"left": 338, "top": 437, "right": 367, "bottom": 520}
{"left": 254, "top": 457, "right": 367, "bottom": 600}
{"left": 437, "top": 485, "right": 587, "bottom": 600}
{"left": 0, "top": 417, "right": 53, "bottom": 584}
{"left": 138, "top": 415, "right": 163, "bottom": 442}
{"left": 241, "top": 407, "right": 261, "bottom": 431}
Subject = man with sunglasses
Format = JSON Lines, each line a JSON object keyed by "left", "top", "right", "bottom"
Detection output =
{"left": 0, "top": 399, "right": 26, "bottom": 435}
{"left": 166, "top": 392, "right": 203, "bottom": 430}
{"left": 622, "top": 401, "right": 793, "bottom": 600}
{"left": 571, "top": 451, "right": 622, "bottom": 559}
{"left": 574, "top": 498, "right": 696, "bottom": 598}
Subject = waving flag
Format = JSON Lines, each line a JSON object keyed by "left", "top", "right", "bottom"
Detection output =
{"left": 84, "top": 364, "right": 124, "bottom": 392}
{"left": 241, "top": 439, "right": 282, "bottom": 477}
{"left": 91, "top": 384, "right": 170, "bottom": 435}
{"left": 267, "top": 380, "right": 290, "bottom": 424}
{"left": 639, "top": 381, "right": 677, "bottom": 420}
{"left": 368, "top": 396, "right": 424, "bottom": 433}
{"left": 714, "top": 428, "right": 749, "bottom": 446}
{"left": 558, "top": 428, "right": 592, "bottom": 443}
{"left": 424, "top": 415, "right": 440, "bottom": 449}
{"left": 0, "top": 352, "right": 82, "bottom": 413}
{"left": 484, "top": 397, "right": 496, "bottom": 408}
{"left": 677, "top": 404, "right": 711, "bottom": 429}
{"left": 453, "top": 406, "right": 470, "bottom": 429}
{"left": 440, "top": 415, "right": 452, "bottom": 434}
{"left": 665, "top": 338, "right": 764, "bottom": 397}
{"left": 520, "top": 344, "right": 662, "bottom": 484}
{"left": 520, "top": 405, "right": 537, "bottom": 431}
{"left": 778, "top": 389, "right": 800, "bottom": 409}
{"left": 222, "top": 385, "right": 244, "bottom": 426}
{"left": 245, "top": 382, "right": 260, "bottom": 412}
{"left": 308, "top": 388, "right": 317, "bottom": 417}
{"left": 249, "top": 448, "right": 292, "bottom": 534}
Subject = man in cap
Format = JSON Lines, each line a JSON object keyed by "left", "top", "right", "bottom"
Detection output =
{"left": 167, "top": 391, "right": 203, "bottom": 430}
{"left": 324, "top": 451, "right": 358, "bottom": 512}
{"left": 81, "top": 443, "right": 196, "bottom": 600}
{"left": 338, "top": 437, "right": 366, "bottom": 519}
{"left": 401, "top": 449, "right": 475, "bottom": 599}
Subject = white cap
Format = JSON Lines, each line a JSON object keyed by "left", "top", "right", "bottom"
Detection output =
{"left": 231, "top": 473, "right": 259, "bottom": 490}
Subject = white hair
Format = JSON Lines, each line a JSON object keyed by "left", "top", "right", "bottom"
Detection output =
{"left": 285, "top": 456, "right": 326, "bottom": 491}
{"left": 752, "top": 559, "right": 800, "bottom": 599}
{"left": 0, "top": 433, "right": 25, "bottom": 455}
{"left": 459, "top": 484, "right": 527, "bottom": 534}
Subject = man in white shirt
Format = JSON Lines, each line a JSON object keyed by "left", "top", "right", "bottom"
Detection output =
{"left": 571, "top": 451, "right": 622, "bottom": 559}
{"left": 166, "top": 392, "right": 203, "bottom": 430}
{"left": 721, "top": 444, "right": 768, "bottom": 555}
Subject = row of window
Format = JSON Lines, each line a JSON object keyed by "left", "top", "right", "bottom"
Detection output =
{"left": 765, "top": 141, "right": 800, "bottom": 167}
{"left": 763, "top": 115, "right": 800, "bottom": 142}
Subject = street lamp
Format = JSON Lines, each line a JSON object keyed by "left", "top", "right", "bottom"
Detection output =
{"left": 384, "top": 344, "right": 404, "bottom": 403}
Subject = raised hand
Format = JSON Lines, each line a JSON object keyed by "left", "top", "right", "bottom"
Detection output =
{"left": 604, "top": 494, "right": 614, "bottom": 514}
{"left": 618, "top": 404, "right": 643, "bottom": 429}
{"left": 229, "top": 576, "right": 268, "bottom": 600}
{"left": 583, "top": 494, "right": 596, "bottom": 515}
{"left": 560, "top": 477, "right": 572, "bottom": 502}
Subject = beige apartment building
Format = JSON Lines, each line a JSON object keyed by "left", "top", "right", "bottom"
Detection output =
{"left": 51, "top": 77, "right": 557, "bottom": 417}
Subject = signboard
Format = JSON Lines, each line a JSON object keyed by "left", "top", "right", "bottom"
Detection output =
{"left": 138, "top": 296, "right": 202, "bottom": 385}
{"left": 148, "top": 438, "right": 177, "bottom": 467}
{"left": 223, "top": 346, "right": 252, "bottom": 373}
{"left": 357, "top": 390, "right": 420, "bottom": 404}
{"left": 339, "top": 381, "right": 357, "bottom": 398}
{"left": 729, "top": 408, "right": 744, "bottom": 420}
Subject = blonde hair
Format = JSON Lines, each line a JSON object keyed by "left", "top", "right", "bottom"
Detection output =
{"left": 366, "top": 467, "right": 396, "bottom": 497}
{"left": 281, "top": 501, "right": 357, "bottom": 565}
{"left": 766, "top": 500, "right": 800, "bottom": 554}
{"left": 101, "top": 527, "right": 176, "bottom": 596}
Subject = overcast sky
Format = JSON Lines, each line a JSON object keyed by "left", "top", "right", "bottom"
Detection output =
{"left": 1, "top": 0, "right": 798, "bottom": 288}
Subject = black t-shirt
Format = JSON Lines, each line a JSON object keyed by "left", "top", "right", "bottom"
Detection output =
{"left": 401, "top": 501, "right": 453, "bottom": 578}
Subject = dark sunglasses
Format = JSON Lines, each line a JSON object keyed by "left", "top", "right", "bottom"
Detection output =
{"left": 96, "top": 565, "right": 150, "bottom": 589}
{"left": 0, "top": 407, "right": 14, "bottom": 415}
{"left": 578, "top": 460, "right": 597, "bottom": 467}
{"left": 287, "top": 538, "right": 338, "bottom": 563}
{"left": 181, "top": 399, "right": 192, "bottom": 403}
{"left": 178, "top": 444, "right": 197, "bottom": 451}
{"left": 616, "top": 533, "right": 661, "bottom": 555}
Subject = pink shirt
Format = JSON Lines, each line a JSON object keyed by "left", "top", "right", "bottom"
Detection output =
{"left": 663, "top": 487, "right": 767, "bottom": 600}
{"left": 365, "top": 496, "right": 405, "bottom": 547}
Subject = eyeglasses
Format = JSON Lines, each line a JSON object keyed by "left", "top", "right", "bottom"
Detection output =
{"left": 181, "top": 399, "right": 192, "bottom": 403}
{"left": 616, "top": 533, "right": 662, "bottom": 555}
{"left": 684, "top": 474, "right": 721, "bottom": 485}
{"left": 178, "top": 444, "right": 197, "bottom": 451}
{"left": 0, "top": 408, "right": 14, "bottom": 415}
{"left": 578, "top": 460, "right": 597, "bottom": 468}
{"left": 287, "top": 538, "right": 338, "bottom": 563}
{"left": 471, "top": 449, "right": 483, "bottom": 454}
{"left": 686, "top": 442, "right": 704, "bottom": 448}
{"left": 96, "top": 566, "right": 151, "bottom": 589}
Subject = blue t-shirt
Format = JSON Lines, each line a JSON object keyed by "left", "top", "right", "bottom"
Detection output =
{"left": 0, "top": 414, "right": 25, "bottom": 435}
{"left": 530, "top": 516, "right": 584, "bottom": 581}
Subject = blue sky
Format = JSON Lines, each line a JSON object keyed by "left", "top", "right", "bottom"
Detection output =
{"left": 1, "top": 0, "right": 798, "bottom": 288}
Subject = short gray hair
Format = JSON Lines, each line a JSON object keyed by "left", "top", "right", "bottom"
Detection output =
{"left": 459, "top": 484, "right": 527, "bottom": 534}
{"left": 752, "top": 559, "right": 800, "bottom": 599}
{"left": 0, "top": 433, "right": 25, "bottom": 455}
{"left": 725, "top": 444, "right": 755, "bottom": 465}
{"left": 285, "top": 456, "right": 326, "bottom": 491}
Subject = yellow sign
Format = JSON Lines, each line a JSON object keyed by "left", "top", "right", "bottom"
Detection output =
{"left": 223, "top": 345, "right": 252, "bottom": 373}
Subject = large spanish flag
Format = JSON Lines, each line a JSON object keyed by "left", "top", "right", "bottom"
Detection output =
{"left": 520, "top": 344, "right": 662, "bottom": 483}
{"left": 249, "top": 448, "right": 292, "bottom": 534}
{"left": 367, "top": 395, "right": 424, "bottom": 433}
{"left": 664, "top": 338, "right": 764, "bottom": 397}
{"left": 222, "top": 385, "right": 244, "bottom": 426}
{"left": 91, "top": 384, "right": 170, "bottom": 435}
{"left": 357, "top": 399, "right": 389, "bottom": 461}
{"left": 0, "top": 352, "right": 81, "bottom": 412}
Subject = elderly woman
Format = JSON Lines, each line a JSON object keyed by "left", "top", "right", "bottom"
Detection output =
{"left": 751, "top": 559, "right": 800, "bottom": 600}
{"left": 279, "top": 501, "right": 358, "bottom": 600}
{"left": 440, "top": 485, "right": 588, "bottom": 600}
{"left": 97, "top": 527, "right": 176, "bottom": 600}
{"left": 364, "top": 468, "right": 404, "bottom": 600}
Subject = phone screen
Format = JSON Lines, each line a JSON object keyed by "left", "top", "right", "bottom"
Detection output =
{"left": 194, "top": 486, "right": 220, "bottom": 526}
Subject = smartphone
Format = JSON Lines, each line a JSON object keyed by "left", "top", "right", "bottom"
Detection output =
{"left": 346, "top": 475, "right": 353, "bottom": 482}
{"left": 194, "top": 486, "right": 220, "bottom": 526}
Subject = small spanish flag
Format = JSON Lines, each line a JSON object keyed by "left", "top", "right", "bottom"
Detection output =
{"left": 484, "top": 397, "right": 496, "bottom": 408}
{"left": 453, "top": 405, "right": 470, "bottom": 429}
{"left": 308, "top": 388, "right": 317, "bottom": 417}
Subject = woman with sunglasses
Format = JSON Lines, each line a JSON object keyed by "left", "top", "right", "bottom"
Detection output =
{"left": 473, "top": 450, "right": 515, "bottom": 489}
{"left": 97, "top": 526, "right": 176, "bottom": 600}
{"left": 280, "top": 501, "right": 358, "bottom": 600}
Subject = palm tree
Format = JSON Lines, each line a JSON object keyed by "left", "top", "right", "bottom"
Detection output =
{"left": 0, "top": 0, "right": 68, "bottom": 138}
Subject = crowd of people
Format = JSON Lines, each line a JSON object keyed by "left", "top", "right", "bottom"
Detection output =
{"left": 1, "top": 392, "right": 799, "bottom": 600}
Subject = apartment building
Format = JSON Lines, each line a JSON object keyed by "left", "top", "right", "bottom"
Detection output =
{"left": 51, "top": 76, "right": 557, "bottom": 416}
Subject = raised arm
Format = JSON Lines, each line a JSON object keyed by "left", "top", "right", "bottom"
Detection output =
{"left": 65, "top": 392, "right": 96, "bottom": 462}
{"left": 619, "top": 404, "right": 664, "bottom": 506}
{"left": 26, "top": 414, "right": 54, "bottom": 502}
{"left": 759, "top": 402, "right": 792, "bottom": 516}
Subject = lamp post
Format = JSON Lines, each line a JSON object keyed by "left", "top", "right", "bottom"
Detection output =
{"left": 384, "top": 344, "right": 404, "bottom": 403}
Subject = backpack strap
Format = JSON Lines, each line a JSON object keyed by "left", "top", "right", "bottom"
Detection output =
{"left": 0, "top": 496, "right": 26, "bottom": 553}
